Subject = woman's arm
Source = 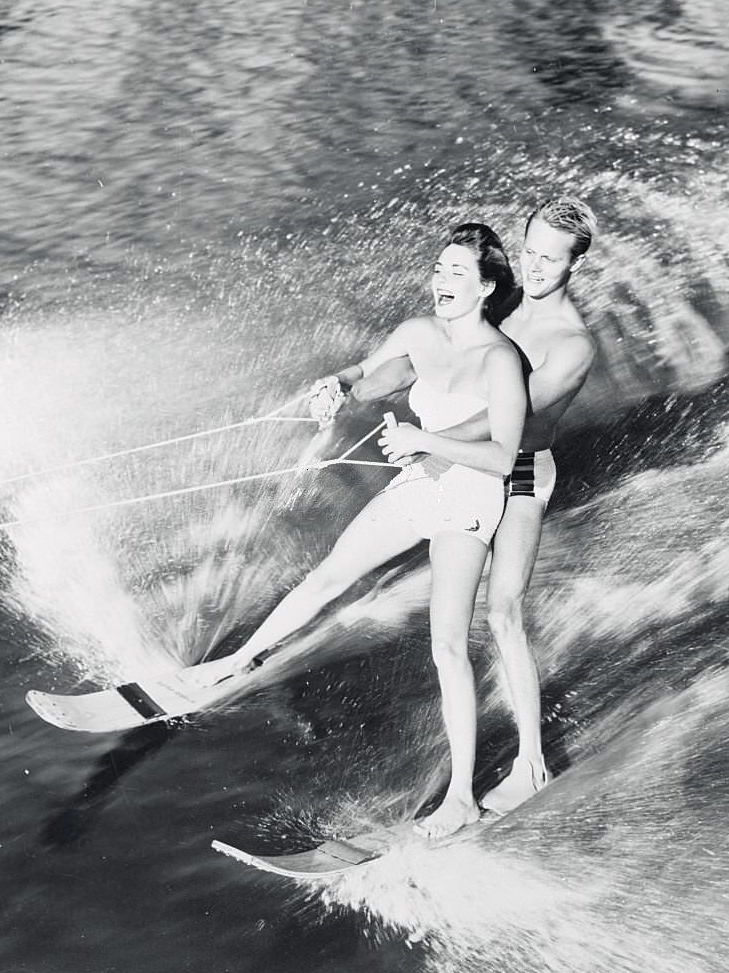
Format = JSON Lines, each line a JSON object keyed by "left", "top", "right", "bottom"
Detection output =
{"left": 350, "top": 318, "right": 421, "bottom": 379}
{"left": 380, "top": 344, "right": 526, "bottom": 476}
{"left": 350, "top": 357, "right": 416, "bottom": 401}
{"left": 316, "top": 318, "right": 421, "bottom": 390}
{"left": 309, "top": 319, "right": 421, "bottom": 424}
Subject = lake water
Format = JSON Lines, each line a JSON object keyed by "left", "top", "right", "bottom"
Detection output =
{"left": 1, "top": 2, "right": 728, "bottom": 972}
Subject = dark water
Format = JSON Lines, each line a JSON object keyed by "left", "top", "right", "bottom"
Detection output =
{"left": 1, "top": 2, "right": 728, "bottom": 971}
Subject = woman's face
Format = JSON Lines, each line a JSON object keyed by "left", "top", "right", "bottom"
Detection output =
{"left": 431, "top": 243, "right": 488, "bottom": 320}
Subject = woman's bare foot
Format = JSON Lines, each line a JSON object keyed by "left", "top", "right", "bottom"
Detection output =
{"left": 413, "top": 795, "right": 480, "bottom": 840}
{"left": 479, "top": 754, "right": 552, "bottom": 816}
{"left": 186, "top": 652, "right": 255, "bottom": 689}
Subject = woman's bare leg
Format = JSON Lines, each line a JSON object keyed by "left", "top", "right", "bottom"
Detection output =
{"left": 416, "top": 531, "right": 489, "bottom": 839}
{"left": 214, "top": 490, "right": 422, "bottom": 673}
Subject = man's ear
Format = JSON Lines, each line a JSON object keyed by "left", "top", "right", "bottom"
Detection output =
{"left": 570, "top": 253, "right": 586, "bottom": 274}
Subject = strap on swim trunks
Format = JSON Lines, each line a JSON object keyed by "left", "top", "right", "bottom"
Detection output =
{"left": 509, "top": 451, "right": 536, "bottom": 496}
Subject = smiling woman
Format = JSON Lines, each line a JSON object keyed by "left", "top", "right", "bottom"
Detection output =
{"left": 198, "top": 220, "right": 526, "bottom": 838}
{"left": 433, "top": 223, "right": 516, "bottom": 325}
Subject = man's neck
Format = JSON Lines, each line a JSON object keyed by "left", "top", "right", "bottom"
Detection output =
{"left": 519, "top": 286, "right": 569, "bottom": 321}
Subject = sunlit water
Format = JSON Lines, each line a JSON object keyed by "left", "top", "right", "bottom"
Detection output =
{"left": 1, "top": 2, "right": 728, "bottom": 972}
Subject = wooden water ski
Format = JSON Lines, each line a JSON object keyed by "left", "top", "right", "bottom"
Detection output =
{"left": 25, "top": 661, "right": 250, "bottom": 733}
{"left": 212, "top": 822, "right": 416, "bottom": 879}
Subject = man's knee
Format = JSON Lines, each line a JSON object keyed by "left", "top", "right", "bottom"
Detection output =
{"left": 486, "top": 598, "right": 525, "bottom": 644}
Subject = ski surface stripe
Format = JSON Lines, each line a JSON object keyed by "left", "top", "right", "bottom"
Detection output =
{"left": 317, "top": 839, "right": 380, "bottom": 865}
{"left": 116, "top": 682, "right": 168, "bottom": 719}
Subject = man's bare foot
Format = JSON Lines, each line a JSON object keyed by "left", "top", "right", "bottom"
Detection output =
{"left": 478, "top": 754, "right": 552, "bottom": 816}
{"left": 413, "top": 795, "right": 480, "bottom": 840}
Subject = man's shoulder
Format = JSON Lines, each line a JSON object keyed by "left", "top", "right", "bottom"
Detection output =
{"left": 538, "top": 298, "right": 593, "bottom": 350}
{"left": 543, "top": 320, "right": 595, "bottom": 368}
{"left": 550, "top": 312, "right": 593, "bottom": 342}
{"left": 513, "top": 314, "right": 594, "bottom": 375}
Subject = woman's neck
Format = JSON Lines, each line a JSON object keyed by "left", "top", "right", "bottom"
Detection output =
{"left": 439, "top": 309, "right": 488, "bottom": 348}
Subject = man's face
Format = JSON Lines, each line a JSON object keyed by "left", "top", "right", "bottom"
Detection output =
{"left": 520, "top": 217, "right": 577, "bottom": 300}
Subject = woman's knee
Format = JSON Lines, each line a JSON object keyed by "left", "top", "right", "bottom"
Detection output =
{"left": 430, "top": 631, "right": 470, "bottom": 671}
{"left": 301, "top": 561, "right": 352, "bottom": 603}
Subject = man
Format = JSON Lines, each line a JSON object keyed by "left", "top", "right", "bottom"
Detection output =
{"left": 351, "top": 196, "right": 597, "bottom": 814}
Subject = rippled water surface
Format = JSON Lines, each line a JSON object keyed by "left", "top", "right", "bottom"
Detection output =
{"left": 1, "top": 2, "right": 728, "bottom": 972}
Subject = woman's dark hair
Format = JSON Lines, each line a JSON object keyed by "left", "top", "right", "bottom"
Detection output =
{"left": 448, "top": 222, "right": 516, "bottom": 325}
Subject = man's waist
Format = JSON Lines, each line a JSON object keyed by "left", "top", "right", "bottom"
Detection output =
{"left": 517, "top": 445, "right": 554, "bottom": 457}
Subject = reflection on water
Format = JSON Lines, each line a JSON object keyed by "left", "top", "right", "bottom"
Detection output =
{"left": 41, "top": 722, "right": 175, "bottom": 848}
{"left": 1, "top": 0, "right": 728, "bottom": 284}
{"left": 605, "top": 0, "right": 729, "bottom": 110}
{"left": 1, "top": 1, "right": 728, "bottom": 972}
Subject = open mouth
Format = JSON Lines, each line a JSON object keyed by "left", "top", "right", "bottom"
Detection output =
{"left": 436, "top": 289, "right": 455, "bottom": 306}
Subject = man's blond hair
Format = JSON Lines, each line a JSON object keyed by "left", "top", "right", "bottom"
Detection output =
{"left": 528, "top": 197, "right": 598, "bottom": 260}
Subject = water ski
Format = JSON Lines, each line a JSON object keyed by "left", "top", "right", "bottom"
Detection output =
{"left": 211, "top": 816, "right": 494, "bottom": 880}
{"left": 212, "top": 822, "right": 417, "bottom": 879}
{"left": 25, "top": 662, "right": 249, "bottom": 733}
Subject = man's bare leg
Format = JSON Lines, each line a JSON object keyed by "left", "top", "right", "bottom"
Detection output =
{"left": 480, "top": 497, "right": 551, "bottom": 814}
{"left": 415, "top": 532, "right": 489, "bottom": 839}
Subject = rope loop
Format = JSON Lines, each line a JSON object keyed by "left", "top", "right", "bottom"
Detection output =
{"left": 0, "top": 401, "right": 394, "bottom": 529}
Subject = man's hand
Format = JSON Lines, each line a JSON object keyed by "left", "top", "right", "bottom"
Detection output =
{"left": 378, "top": 422, "right": 428, "bottom": 465}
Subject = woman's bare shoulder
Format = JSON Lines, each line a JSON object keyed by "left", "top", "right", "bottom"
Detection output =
{"left": 481, "top": 333, "right": 521, "bottom": 369}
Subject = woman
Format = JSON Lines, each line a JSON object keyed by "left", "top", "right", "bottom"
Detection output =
{"left": 222, "top": 223, "right": 526, "bottom": 838}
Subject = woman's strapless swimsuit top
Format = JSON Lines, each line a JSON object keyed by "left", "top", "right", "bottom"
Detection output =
{"left": 408, "top": 377, "right": 488, "bottom": 432}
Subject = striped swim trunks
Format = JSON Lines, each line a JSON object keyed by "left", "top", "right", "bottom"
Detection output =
{"left": 507, "top": 449, "right": 556, "bottom": 507}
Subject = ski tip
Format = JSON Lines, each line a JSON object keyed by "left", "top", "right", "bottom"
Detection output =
{"left": 25, "top": 689, "right": 65, "bottom": 728}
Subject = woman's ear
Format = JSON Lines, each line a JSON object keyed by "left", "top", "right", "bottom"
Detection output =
{"left": 481, "top": 280, "right": 496, "bottom": 297}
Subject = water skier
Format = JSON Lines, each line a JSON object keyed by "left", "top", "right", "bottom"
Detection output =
{"left": 208, "top": 221, "right": 526, "bottom": 837}
{"left": 354, "top": 197, "right": 598, "bottom": 814}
